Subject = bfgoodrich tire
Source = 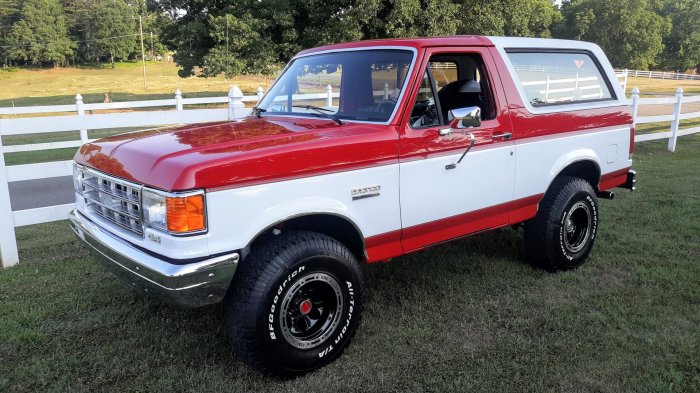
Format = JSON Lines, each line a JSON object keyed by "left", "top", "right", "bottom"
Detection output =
{"left": 524, "top": 176, "right": 599, "bottom": 271}
{"left": 223, "top": 230, "right": 363, "bottom": 376}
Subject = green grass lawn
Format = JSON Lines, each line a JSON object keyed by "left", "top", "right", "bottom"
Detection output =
{"left": 1, "top": 136, "right": 699, "bottom": 392}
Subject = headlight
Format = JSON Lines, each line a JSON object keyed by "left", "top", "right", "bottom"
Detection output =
{"left": 73, "top": 163, "right": 83, "bottom": 194}
{"left": 142, "top": 188, "right": 206, "bottom": 234}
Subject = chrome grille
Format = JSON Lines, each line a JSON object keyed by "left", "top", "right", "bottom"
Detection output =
{"left": 82, "top": 169, "right": 143, "bottom": 235}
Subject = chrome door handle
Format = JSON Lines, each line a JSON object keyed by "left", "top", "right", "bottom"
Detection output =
{"left": 492, "top": 132, "right": 512, "bottom": 141}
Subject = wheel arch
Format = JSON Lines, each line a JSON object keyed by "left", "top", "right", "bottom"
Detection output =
{"left": 243, "top": 212, "right": 367, "bottom": 262}
{"left": 547, "top": 152, "right": 602, "bottom": 195}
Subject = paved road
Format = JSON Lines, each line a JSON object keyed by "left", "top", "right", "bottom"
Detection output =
{"left": 8, "top": 99, "right": 699, "bottom": 212}
{"left": 9, "top": 176, "right": 74, "bottom": 211}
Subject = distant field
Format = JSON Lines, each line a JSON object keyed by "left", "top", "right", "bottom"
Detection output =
{"left": 0, "top": 63, "right": 698, "bottom": 108}
{"left": 0, "top": 62, "right": 271, "bottom": 107}
{"left": 627, "top": 77, "right": 700, "bottom": 96}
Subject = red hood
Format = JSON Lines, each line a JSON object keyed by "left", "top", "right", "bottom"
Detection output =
{"left": 74, "top": 116, "right": 398, "bottom": 190}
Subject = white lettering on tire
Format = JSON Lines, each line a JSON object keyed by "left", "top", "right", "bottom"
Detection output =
{"left": 319, "top": 280, "right": 355, "bottom": 358}
{"left": 268, "top": 265, "right": 306, "bottom": 340}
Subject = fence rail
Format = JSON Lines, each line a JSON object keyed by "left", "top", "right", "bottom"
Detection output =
{"left": 617, "top": 69, "right": 700, "bottom": 81}
{"left": 630, "top": 87, "right": 700, "bottom": 150}
{"left": 1, "top": 82, "right": 699, "bottom": 267}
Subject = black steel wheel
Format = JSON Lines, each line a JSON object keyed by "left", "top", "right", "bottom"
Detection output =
{"left": 280, "top": 272, "right": 344, "bottom": 349}
{"left": 524, "top": 176, "right": 599, "bottom": 271}
{"left": 223, "top": 230, "right": 363, "bottom": 377}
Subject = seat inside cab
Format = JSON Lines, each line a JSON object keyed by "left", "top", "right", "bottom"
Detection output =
{"left": 409, "top": 54, "right": 496, "bottom": 129}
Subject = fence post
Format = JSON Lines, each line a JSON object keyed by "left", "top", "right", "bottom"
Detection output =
{"left": 631, "top": 87, "right": 640, "bottom": 143}
{"left": 175, "top": 89, "right": 183, "bottom": 111}
{"left": 545, "top": 75, "right": 551, "bottom": 102}
{"left": 383, "top": 83, "right": 389, "bottom": 100}
{"left": 326, "top": 85, "right": 333, "bottom": 107}
{"left": 0, "top": 121, "right": 19, "bottom": 268}
{"left": 257, "top": 86, "right": 264, "bottom": 101}
{"left": 622, "top": 69, "right": 628, "bottom": 94}
{"left": 668, "top": 87, "right": 683, "bottom": 152}
{"left": 228, "top": 85, "right": 245, "bottom": 120}
{"left": 76, "top": 94, "right": 88, "bottom": 144}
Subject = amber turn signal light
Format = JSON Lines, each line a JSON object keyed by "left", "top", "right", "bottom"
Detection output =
{"left": 166, "top": 194, "right": 206, "bottom": 233}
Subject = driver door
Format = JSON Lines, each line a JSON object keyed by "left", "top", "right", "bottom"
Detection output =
{"left": 399, "top": 47, "right": 515, "bottom": 252}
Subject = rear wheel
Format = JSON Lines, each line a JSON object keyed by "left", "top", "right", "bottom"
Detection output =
{"left": 223, "top": 230, "right": 363, "bottom": 376}
{"left": 524, "top": 176, "right": 598, "bottom": 271}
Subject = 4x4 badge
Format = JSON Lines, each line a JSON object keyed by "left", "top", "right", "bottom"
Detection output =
{"left": 351, "top": 185, "right": 380, "bottom": 200}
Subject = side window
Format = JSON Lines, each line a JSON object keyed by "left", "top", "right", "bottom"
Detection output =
{"left": 430, "top": 62, "right": 458, "bottom": 91}
{"left": 409, "top": 53, "right": 496, "bottom": 129}
{"left": 507, "top": 51, "right": 614, "bottom": 107}
{"left": 409, "top": 71, "right": 440, "bottom": 129}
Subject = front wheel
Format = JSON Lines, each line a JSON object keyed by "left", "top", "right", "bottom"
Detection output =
{"left": 223, "top": 231, "right": 363, "bottom": 376}
{"left": 524, "top": 176, "right": 599, "bottom": 271}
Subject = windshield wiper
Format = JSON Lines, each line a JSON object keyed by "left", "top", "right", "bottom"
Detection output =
{"left": 292, "top": 105, "right": 343, "bottom": 125}
{"left": 252, "top": 106, "right": 266, "bottom": 118}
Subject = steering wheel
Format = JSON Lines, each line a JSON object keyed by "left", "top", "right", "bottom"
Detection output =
{"left": 375, "top": 98, "right": 397, "bottom": 113}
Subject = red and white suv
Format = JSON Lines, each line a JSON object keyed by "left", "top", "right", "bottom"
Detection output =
{"left": 70, "top": 36, "right": 636, "bottom": 375}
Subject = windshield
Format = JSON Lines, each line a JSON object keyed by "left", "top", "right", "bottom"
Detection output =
{"left": 257, "top": 49, "right": 414, "bottom": 123}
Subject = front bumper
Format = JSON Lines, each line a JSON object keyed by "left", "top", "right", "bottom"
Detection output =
{"left": 69, "top": 209, "right": 239, "bottom": 307}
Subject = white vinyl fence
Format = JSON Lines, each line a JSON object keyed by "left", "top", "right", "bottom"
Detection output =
{"left": 1, "top": 82, "right": 699, "bottom": 267}
{"left": 630, "top": 87, "right": 700, "bottom": 152}
{"left": 618, "top": 69, "right": 700, "bottom": 81}
{"left": 0, "top": 86, "right": 254, "bottom": 267}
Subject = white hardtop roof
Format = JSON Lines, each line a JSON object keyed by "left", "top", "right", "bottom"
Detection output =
{"left": 487, "top": 36, "right": 603, "bottom": 53}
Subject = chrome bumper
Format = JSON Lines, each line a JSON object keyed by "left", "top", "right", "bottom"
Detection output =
{"left": 69, "top": 209, "right": 239, "bottom": 307}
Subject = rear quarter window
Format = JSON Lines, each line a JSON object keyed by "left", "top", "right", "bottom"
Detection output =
{"left": 506, "top": 51, "right": 614, "bottom": 107}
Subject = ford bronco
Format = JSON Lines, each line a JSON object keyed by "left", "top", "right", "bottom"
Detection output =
{"left": 70, "top": 36, "right": 636, "bottom": 375}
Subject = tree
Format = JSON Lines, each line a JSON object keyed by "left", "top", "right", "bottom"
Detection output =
{"left": 67, "top": 0, "right": 138, "bottom": 68}
{"left": 456, "top": 0, "right": 561, "bottom": 37}
{"left": 657, "top": 0, "right": 700, "bottom": 72}
{"left": 554, "top": 0, "right": 671, "bottom": 69}
{"left": 152, "top": 0, "right": 462, "bottom": 78}
{"left": 0, "top": 0, "right": 20, "bottom": 66}
{"left": 5, "top": 0, "right": 75, "bottom": 66}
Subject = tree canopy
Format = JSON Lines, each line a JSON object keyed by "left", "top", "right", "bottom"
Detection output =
{"left": 657, "top": 0, "right": 700, "bottom": 72}
{"left": 5, "top": 0, "right": 75, "bottom": 66}
{"left": 0, "top": 0, "right": 697, "bottom": 75}
{"left": 555, "top": 0, "right": 671, "bottom": 69}
{"left": 152, "top": 0, "right": 561, "bottom": 77}
{"left": 66, "top": 0, "right": 138, "bottom": 67}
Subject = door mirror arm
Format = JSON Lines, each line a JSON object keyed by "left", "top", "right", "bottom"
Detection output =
{"left": 445, "top": 132, "right": 475, "bottom": 170}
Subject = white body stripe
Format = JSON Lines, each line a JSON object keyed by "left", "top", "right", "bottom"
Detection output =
{"left": 205, "top": 165, "right": 402, "bottom": 255}
{"left": 399, "top": 144, "right": 515, "bottom": 228}
{"left": 514, "top": 127, "right": 632, "bottom": 200}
